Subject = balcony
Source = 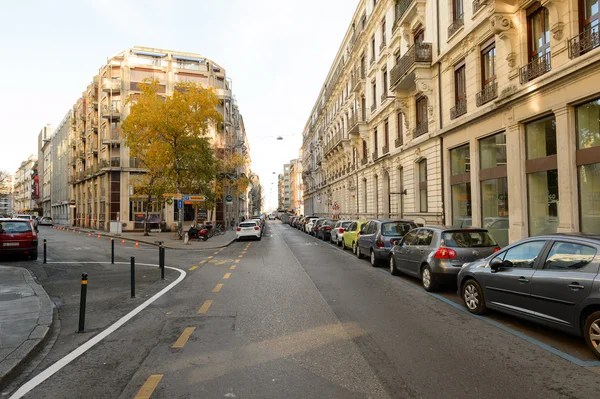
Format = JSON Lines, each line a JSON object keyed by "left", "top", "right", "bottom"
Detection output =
{"left": 390, "top": 43, "right": 433, "bottom": 90}
{"left": 110, "top": 158, "right": 121, "bottom": 167}
{"left": 382, "top": 145, "right": 389, "bottom": 155}
{"left": 348, "top": 108, "right": 367, "bottom": 134}
{"left": 568, "top": 28, "right": 600, "bottom": 59}
{"left": 372, "top": 151, "right": 378, "bottom": 161}
{"left": 472, "top": 0, "right": 488, "bottom": 14}
{"left": 450, "top": 98, "right": 467, "bottom": 119}
{"left": 380, "top": 92, "right": 389, "bottom": 104}
{"left": 324, "top": 132, "right": 345, "bottom": 155}
{"left": 101, "top": 132, "right": 122, "bottom": 146}
{"left": 476, "top": 81, "right": 498, "bottom": 106}
{"left": 101, "top": 78, "right": 121, "bottom": 93}
{"left": 395, "top": 136, "right": 403, "bottom": 148}
{"left": 361, "top": 157, "right": 368, "bottom": 166}
{"left": 379, "top": 40, "right": 387, "bottom": 53}
{"left": 370, "top": 57, "right": 375, "bottom": 66}
{"left": 415, "top": 121, "right": 428, "bottom": 137}
{"left": 216, "top": 88, "right": 232, "bottom": 99}
{"left": 371, "top": 102, "right": 377, "bottom": 113}
{"left": 77, "top": 150, "right": 85, "bottom": 160}
{"left": 393, "top": 0, "right": 414, "bottom": 28}
{"left": 129, "top": 158, "right": 143, "bottom": 168}
{"left": 101, "top": 105, "right": 121, "bottom": 120}
{"left": 520, "top": 52, "right": 551, "bottom": 84}
{"left": 448, "top": 15, "right": 464, "bottom": 38}
{"left": 352, "top": 64, "right": 366, "bottom": 92}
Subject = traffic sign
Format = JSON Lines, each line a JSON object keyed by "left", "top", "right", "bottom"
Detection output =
{"left": 225, "top": 194, "right": 233, "bottom": 203}
{"left": 177, "top": 200, "right": 183, "bottom": 209}
{"left": 183, "top": 195, "right": 190, "bottom": 201}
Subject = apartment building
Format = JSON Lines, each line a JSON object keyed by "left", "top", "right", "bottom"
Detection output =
{"left": 289, "top": 159, "right": 304, "bottom": 215}
{"left": 12, "top": 156, "right": 37, "bottom": 214}
{"left": 0, "top": 174, "right": 11, "bottom": 217}
{"left": 301, "top": 0, "right": 600, "bottom": 246}
{"left": 51, "top": 111, "right": 74, "bottom": 225}
{"left": 67, "top": 46, "right": 252, "bottom": 231}
{"left": 38, "top": 124, "right": 53, "bottom": 217}
{"left": 278, "top": 174, "right": 285, "bottom": 210}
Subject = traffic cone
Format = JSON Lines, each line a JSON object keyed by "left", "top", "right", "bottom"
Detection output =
{"left": 122, "top": 239, "right": 125, "bottom": 245}
{"left": 88, "top": 233, "right": 91, "bottom": 237}
{"left": 97, "top": 234, "right": 101, "bottom": 239}
{"left": 135, "top": 242, "right": 139, "bottom": 247}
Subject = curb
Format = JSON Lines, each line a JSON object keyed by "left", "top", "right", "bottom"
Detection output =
{"left": 0, "top": 269, "right": 54, "bottom": 392}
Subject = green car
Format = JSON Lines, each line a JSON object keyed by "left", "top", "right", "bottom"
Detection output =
{"left": 342, "top": 220, "right": 369, "bottom": 254}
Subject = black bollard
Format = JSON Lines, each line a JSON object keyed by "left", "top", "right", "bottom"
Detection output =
{"left": 130, "top": 256, "right": 135, "bottom": 298}
{"left": 43, "top": 239, "right": 47, "bottom": 264}
{"left": 160, "top": 247, "right": 165, "bottom": 280}
{"left": 111, "top": 238, "right": 115, "bottom": 264}
{"left": 78, "top": 273, "right": 88, "bottom": 332}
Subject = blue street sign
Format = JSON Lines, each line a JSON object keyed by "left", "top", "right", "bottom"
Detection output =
{"left": 183, "top": 195, "right": 191, "bottom": 201}
{"left": 178, "top": 200, "right": 183, "bottom": 209}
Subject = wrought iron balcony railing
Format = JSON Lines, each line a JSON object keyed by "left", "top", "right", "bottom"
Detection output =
{"left": 450, "top": 98, "right": 467, "bottom": 119}
{"left": 372, "top": 151, "right": 378, "bottom": 161}
{"left": 382, "top": 145, "right": 389, "bottom": 155}
{"left": 371, "top": 102, "right": 377, "bottom": 113}
{"left": 520, "top": 52, "right": 551, "bottom": 84}
{"left": 472, "top": 0, "right": 487, "bottom": 13}
{"left": 476, "top": 81, "right": 498, "bottom": 106}
{"left": 390, "top": 43, "right": 432, "bottom": 88}
{"left": 395, "top": 136, "right": 403, "bottom": 148}
{"left": 361, "top": 157, "right": 368, "bottom": 166}
{"left": 568, "top": 28, "right": 600, "bottom": 59}
{"left": 448, "top": 15, "right": 464, "bottom": 38}
{"left": 414, "top": 122, "right": 428, "bottom": 137}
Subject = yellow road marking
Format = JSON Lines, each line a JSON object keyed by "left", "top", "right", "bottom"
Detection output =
{"left": 189, "top": 266, "right": 198, "bottom": 271}
{"left": 235, "top": 260, "right": 240, "bottom": 263}
{"left": 134, "top": 374, "right": 163, "bottom": 399}
{"left": 241, "top": 251, "right": 247, "bottom": 254}
{"left": 198, "top": 300, "right": 213, "bottom": 314}
{"left": 213, "top": 251, "right": 219, "bottom": 255}
{"left": 230, "top": 265, "right": 236, "bottom": 270}
{"left": 238, "top": 255, "right": 243, "bottom": 259}
{"left": 208, "top": 256, "right": 214, "bottom": 259}
{"left": 172, "top": 327, "right": 196, "bottom": 348}
{"left": 199, "top": 260, "right": 207, "bottom": 264}
{"left": 223, "top": 273, "right": 231, "bottom": 279}
{"left": 213, "top": 283, "right": 224, "bottom": 292}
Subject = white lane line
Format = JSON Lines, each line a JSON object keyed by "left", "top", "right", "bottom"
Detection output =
{"left": 9, "top": 262, "right": 186, "bottom": 399}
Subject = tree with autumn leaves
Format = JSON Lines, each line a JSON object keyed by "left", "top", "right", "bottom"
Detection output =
{"left": 122, "top": 79, "right": 223, "bottom": 238}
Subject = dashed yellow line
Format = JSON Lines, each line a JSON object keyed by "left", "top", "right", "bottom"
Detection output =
{"left": 230, "top": 265, "right": 236, "bottom": 270}
{"left": 198, "top": 300, "right": 213, "bottom": 314}
{"left": 238, "top": 255, "right": 243, "bottom": 259}
{"left": 134, "top": 374, "right": 163, "bottom": 399}
{"left": 213, "top": 283, "right": 224, "bottom": 292}
{"left": 235, "top": 260, "right": 240, "bottom": 264}
{"left": 189, "top": 266, "right": 198, "bottom": 271}
{"left": 207, "top": 256, "right": 214, "bottom": 259}
{"left": 172, "top": 327, "right": 196, "bottom": 348}
{"left": 213, "top": 251, "right": 219, "bottom": 255}
{"left": 223, "top": 273, "right": 231, "bottom": 279}
{"left": 199, "top": 260, "right": 207, "bottom": 264}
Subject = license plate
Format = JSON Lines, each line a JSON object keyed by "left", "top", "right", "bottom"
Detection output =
{"left": 3, "top": 242, "right": 19, "bottom": 247}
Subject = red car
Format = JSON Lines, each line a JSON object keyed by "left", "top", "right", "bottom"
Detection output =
{"left": 0, "top": 218, "right": 39, "bottom": 260}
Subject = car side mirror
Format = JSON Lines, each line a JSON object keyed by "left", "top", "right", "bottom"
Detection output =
{"left": 490, "top": 257, "right": 503, "bottom": 272}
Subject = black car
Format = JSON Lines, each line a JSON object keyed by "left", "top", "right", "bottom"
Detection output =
{"left": 312, "top": 219, "right": 326, "bottom": 237}
{"left": 316, "top": 219, "right": 336, "bottom": 241}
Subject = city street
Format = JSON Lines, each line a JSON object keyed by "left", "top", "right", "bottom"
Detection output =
{"left": 3, "top": 221, "right": 600, "bottom": 399}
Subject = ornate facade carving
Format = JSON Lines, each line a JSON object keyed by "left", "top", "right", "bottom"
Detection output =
{"left": 489, "top": 14, "right": 513, "bottom": 34}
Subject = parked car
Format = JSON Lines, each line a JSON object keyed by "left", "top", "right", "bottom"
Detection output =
{"left": 236, "top": 221, "right": 262, "bottom": 241}
{"left": 297, "top": 217, "right": 306, "bottom": 229}
{"left": 312, "top": 219, "right": 327, "bottom": 237}
{"left": 316, "top": 219, "right": 336, "bottom": 241}
{"left": 14, "top": 214, "right": 38, "bottom": 230}
{"left": 342, "top": 220, "right": 369, "bottom": 253}
{"left": 357, "top": 219, "right": 417, "bottom": 266}
{"left": 331, "top": 220, "right": 353, "bottom": 246}
{"left": 305, "top": 217, "right": 319, "bottom": 234}
{"left": 268, "top": 214, "right": 276, "bottom": 220}
{"left": 0, "top": 218, "right": 39, "bottom": 260}
{"left": 457, "top": 233, "right": 600, "bottom": 359}
{"left": 390, "top": 227, "right": 500, "bottom": 291}
{"left": 38, "top": 216, "right": 53, "bottom": 226}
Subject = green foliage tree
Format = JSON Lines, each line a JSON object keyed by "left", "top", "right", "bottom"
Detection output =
{"left": 122, "top": 79, "right": 223, "bottom": 238}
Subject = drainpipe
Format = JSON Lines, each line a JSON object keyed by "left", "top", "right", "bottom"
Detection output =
{"left": 438, "top": 62, "right": 445, "bottom": 226}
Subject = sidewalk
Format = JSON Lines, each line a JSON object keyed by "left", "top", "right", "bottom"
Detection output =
{"left": 52, "top": 225, "right": 238, "bottom": 250}
{"left": 0, "top": 266, "right": 54, "bottom": 391}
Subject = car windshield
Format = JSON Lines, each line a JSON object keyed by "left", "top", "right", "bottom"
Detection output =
{"left": 443, "top": 231, "right": 498, "bottom": 248}
{"left": 0, "top": 221, "right": 32, "bottom": 233}
{"left": 381, "top": 222, "right": 415, "bottom": 236}
{"left": 240, "top": 222, "right": 257, "bottom": 228}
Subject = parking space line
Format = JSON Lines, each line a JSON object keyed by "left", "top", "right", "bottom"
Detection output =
{"left": 212, "top": 284, "right": 224, "bottom": 293}
{"left": 189, "top": 266, "right": 198, "bottom": 271}
{"left": 230, "top": 265, "right": 236, "bottom": 270}
{"left": 223, "top": 273, "right": 231, "bottom": 279}
{"left": 134, "top": 374, "right": 164, "bottom": 399}
{"left": 172, "top": 327, "right": 196, "bottom": 349}
{"left": 198, "top": 300, "right": 213, "bottom": 314}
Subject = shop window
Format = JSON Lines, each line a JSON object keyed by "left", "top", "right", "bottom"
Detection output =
{"left": 450, "top": 144, "right": 471, "bottom": 226}
{"left": 576, "top": 98, "right": 600, "bottom": 233}
{"left": 419, "top": 159, "right": 428, "bottom": 212}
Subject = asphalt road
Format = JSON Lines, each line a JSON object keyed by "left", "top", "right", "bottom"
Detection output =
{"left": 3, "top": 222, "right": 600, "bottom": 398}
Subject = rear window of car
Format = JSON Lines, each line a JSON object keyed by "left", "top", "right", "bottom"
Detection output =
{"left": 381, "top": 222, "right": 415, "bottom": 236}
{"left": 443, "top": 231, "right": 498, "bottom": 248}
{"left": 325, "top": 220, "right": 336, "bottom": 226}
{"left": 0, "top": 221, "right": 32, "bottom": 233}
{"left": 342, "top": 222, "right": 352, "bottom": 229}
{"left": 240, "top": 222, "right": 257, "bottom": 228}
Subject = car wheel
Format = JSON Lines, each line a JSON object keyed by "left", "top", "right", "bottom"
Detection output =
{"left": 355, "top": 243, "right": 364, "bottom": 259}
{"left": 29, "top": 250, "right": 38, "bottom": 261}
{"left": 584, "top": 311, "right": 600, "bottom": 360}
{"left": 421, "top": 265, "right": 438, "bottom": 292}
{"left": 462, "top": 279, "right": 487, "bottom": 315}
{"left": 389, "top": 255, "right": 399, "bottom": 276}
{"left": 370, "top": 250, "right": 377, "bottom": 267}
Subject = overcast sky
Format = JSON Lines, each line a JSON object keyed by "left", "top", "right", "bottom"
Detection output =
{"left": 0, "top": 0, "right": 358, "bottom": 210}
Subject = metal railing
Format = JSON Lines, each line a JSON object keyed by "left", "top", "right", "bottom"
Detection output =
{"left": 450, "top": 98, "right": 467, "bottom": 119}
{"left": 370, "top": 56, "right": 375, "bottom": 66}
{"left": 382, "top": 145, "right": 389, "bottom": 155}
{"left": 110, "top": 158, "right": 121, "bottom": 167}
{"left": 129, "top": 158, "right": 142, "bottom": 168}
{"left": 476, "top": 81, "right": 498, "bottom": 106}
{"left": 361, "top": 157, "right": 368, "bottom": 166}
{"left": 568, "top": 28, "right": 600, "bottom": 59}
{"left": 415, "top": 122, "right": 428, "bottom": 137}
{"left": 394, "top": 0, "right": 414, "bottom": 25}
{"left": 472, "top": 0, "right": 487, "bottom": 13}
{"left": 381, "top": 92, "right": 389, "bottom": 104}
{"left": 390, "top": 43, "right": 432, "bottom": 88}
{"left": 395, "top": 136, "right": 403, "bottom": 148}
{"left": 371, "top": 102, "right": 377, "bottom": 113}
{"left": 520, "top": 52, "right": 551, "bottom": 84}
{"left": 101, "top": 131, "right": 122, "bottom": 144}
{"left": 348, "top": 108, "right": 366, "bottom": 132}
{"left": 448, "top": 15, "right": 464, "bottom": 38}
{"left": 372, "top": 151, "right": 378, "bottom": 161}
{"left": 380, "top": 39, "right": 387, "bottom": 53}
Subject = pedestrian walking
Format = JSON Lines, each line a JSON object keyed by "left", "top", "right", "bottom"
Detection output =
{"left": 230, "top": 218, "right": 235, "bottom": 231}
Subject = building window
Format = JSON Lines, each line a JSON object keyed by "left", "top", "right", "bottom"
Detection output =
{"left": 396, "top": 112, "right": 404, "bottom": 147}
{"left": 381, "top": 20, "right": 387, "bottom": 48}
{"left": 450, "top": 144, "right": 471, "bottom": 227}
{"left": 419, "top": 159, "right": 428, "bottom": 212}
{"left": 526, "top": 116, "right": 559, "bottom": 236}
{"left": 453, "top": 0, "right": 464, "bottom": 21}
{"left": 374, "top": 126, "right": 379, "bottom": 158}
{"left": 528, "top": 5, "right": 550, "bottom": 61}
{"left": 451, "top": 61, "right": 467, "bottom": 119}
{"left": 383, "top": 70, "right": 388, "bottom": 95}
{"left": 371, "top": 35, "right": 376, "bottom": 62}
{"left": 479, "top": 132, "right": 508, "bottom": 246}
{"left": 362, "top": 140, "right": 368, "bottom": 162}
{"left": 582, "top": 0, "right": 599, "bottom": 31}
{"left": 576, "top": 98, "right": 600, "bottom": 233}
{"left": 477, "top": 39, "right": 498, "bottom": 106}
{"left": 415, "top": 27, "right": 425, "bottom": 44}
{"left": 384, "top": 120, "right": 389, "bottom": 151}
{"left": 415, "top": 96, "right": 428, "bottom": 136}
{"left": 372, "top": 82, "right": 377, "bottom": 111}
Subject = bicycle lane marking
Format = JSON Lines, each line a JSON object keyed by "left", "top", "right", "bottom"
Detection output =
{"left": 9, "top": 262, "right": 187, "bottom": 399}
